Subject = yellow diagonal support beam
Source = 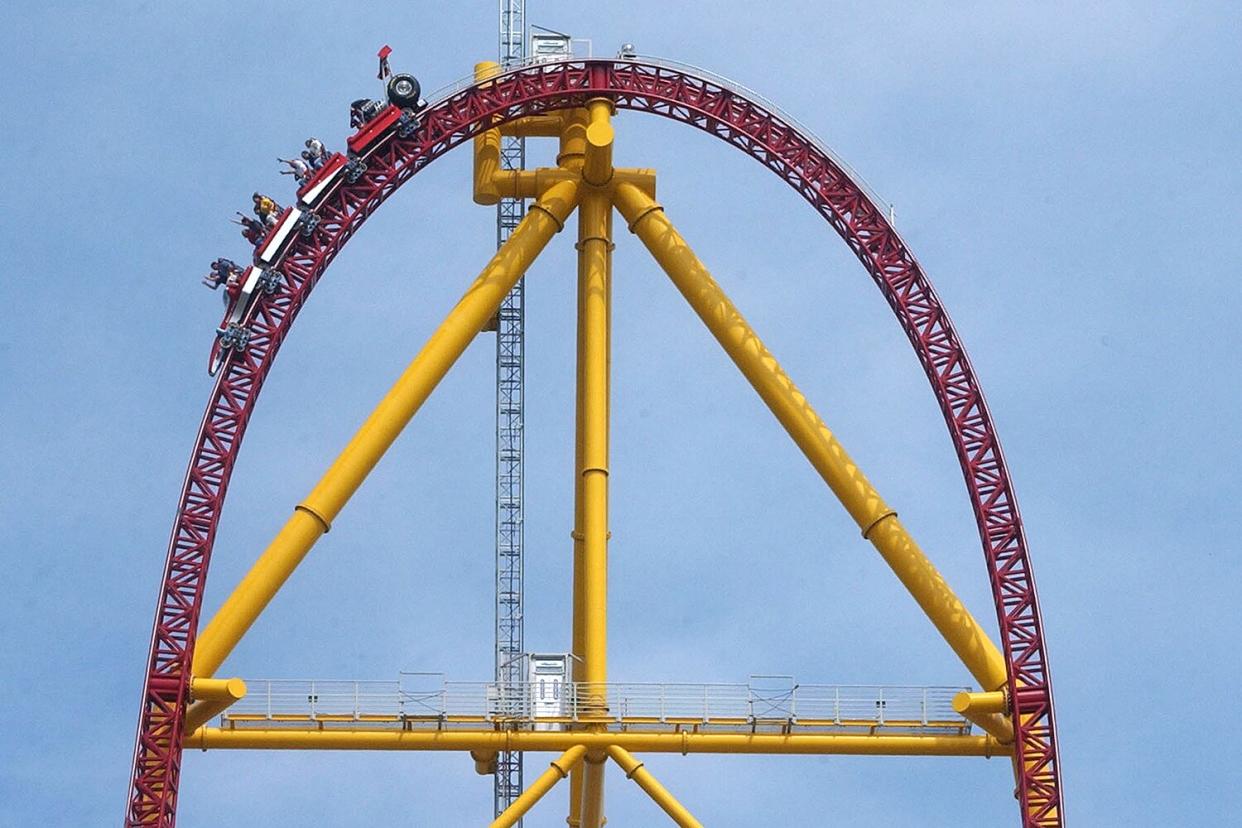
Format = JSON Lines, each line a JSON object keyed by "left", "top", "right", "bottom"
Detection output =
{"left": 490, "top": 746, "right": 586, "bottom": 828}
{"left": 612, "top": 182, "right": 1008, "bottom": 693}
{"left": 607, "top": 746, "right": 703, "bottom": 828}
{"left": 191, "top": 178, "right": 581, "bottom": 678}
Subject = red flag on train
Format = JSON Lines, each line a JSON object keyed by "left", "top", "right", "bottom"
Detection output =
{"left": 377, "top": 45, "right": 392, "bottom": 80}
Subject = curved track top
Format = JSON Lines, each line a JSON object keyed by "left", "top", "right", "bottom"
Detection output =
{"left": 127, "top": 58, "right": 1062, "bottom": 826}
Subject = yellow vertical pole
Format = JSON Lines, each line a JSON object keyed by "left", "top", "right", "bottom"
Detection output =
{"left": 472, "top": 62, "right": 504, "bottom": 205}
{"left": 567, "top": 195, "right": 589, "bottom": 828}
{"left": 565, "top": 106, "right": 596, "bottom": 828}
{"left": 612, "top": 182, "right": 1008, "bottom": 693}
{"left": 489, "top": 746, "right": 587, "bottom": 828}
{"left": 574, "top": 105, "right": 614, "bottom": 825}
{"left": 582, "top": 99, "right": 615, "bottom": 187}
{"left": 579, "top": 195, "right": 613, "bottom": 694}
{"left": 558, "top": 109, "right": 589, "bottom": 172}
{"left": 607, "top": 746, "right": 704, "bottom": 828}
{"left": 191, "top": 179, "right": 581, "bottom": 679}
{"left": 579, "top": 752, "right": 607, "bottom": 828}
{"left": 566, "top": 761, "right": 585, "bottom": 828}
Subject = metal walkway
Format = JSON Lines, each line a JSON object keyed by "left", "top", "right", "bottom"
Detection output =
{"left": 220, "top": 678, "right": 972, "bottom": 736}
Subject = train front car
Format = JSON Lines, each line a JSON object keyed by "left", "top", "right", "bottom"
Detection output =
{"left": 343, "top": 72, "right": 425, "bottom": 181}
{"left": 346, "top": 104, "right": 402, "bottom": 175}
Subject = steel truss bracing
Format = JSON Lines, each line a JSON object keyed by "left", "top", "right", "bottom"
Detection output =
{"left": 127, "top": 58, "right": 1061, "bottom": 827}
{"left": 493, "top": 0, "right": 527, "bottom": 820}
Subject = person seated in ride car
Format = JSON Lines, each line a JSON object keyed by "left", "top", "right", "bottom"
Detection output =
{"left": 224, "top": 269, "right": 243, "bottom": 304}
{"left": 235, "top": 213, "right": 265, "bottom": 245}
{"left": 279, "top": 156, "right": 311, "bottom": 184}
{"left": 252, "top": 192, "right": 282, "bottom": 226}
{"left": 202, "top": 257, "right": 240, "bottom": 290}
{"left": 304, "top": 137, "right": 328, "bottom": 168}
{"left": 350, "top": 98, "right": 383, "bottom": 129}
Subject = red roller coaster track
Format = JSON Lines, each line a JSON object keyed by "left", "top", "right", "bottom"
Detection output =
{"left": 126, "top": 59, "right": 1062, "bottom": 826}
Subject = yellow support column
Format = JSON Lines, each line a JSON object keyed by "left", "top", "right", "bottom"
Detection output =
{"left": 558, "top": 109, "right": 589, "bottom": 172}
{"left": 567, "top": 766, "right": 585, "bottom": 828}
{"left": 567, "top": 204, "right": 589, "bottom": 828}
{"left": 582, "top": 99, "right": 615, "bottom": 187}
{"left": 607, "top": 746, "right": 704, "bottom": 828}
{"left": 579, "top": 752, "right": 607, "bottom": 828}
{"left": 578, "top": 194, "right": 613, "bottom": 692}
{"left": 575, "top": 104, "right": 614, "bottom": 823}
{"left": 569, "top": 101, "right": 615, "bottom": 828}
{"left": 490, "top": 746, "right": 587, "bottom": 828}
{"left": 191, "top": 178, "right": 581, "bottom": 679}
{"left": 473, "top": 62, "right": 503, "bottom": 205}
{"left": 473, "top": 62, "right": 542, "bottom": 203}
{"left": 612, "top": 182, "right": 1008, "bottom": 693}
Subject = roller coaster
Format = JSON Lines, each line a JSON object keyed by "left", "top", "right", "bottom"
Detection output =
{"left": 126, "top": 53, "right": 1063, "bottom": 826}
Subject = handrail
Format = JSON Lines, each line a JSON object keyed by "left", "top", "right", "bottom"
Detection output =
{"left": 223, "top": 677, "right": 970, "bottom": 731}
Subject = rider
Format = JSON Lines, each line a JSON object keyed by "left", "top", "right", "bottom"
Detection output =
{"left": 223, "top": 269, "right": 243, "bottom": 304}
{"left": 304, "top": 137, "right": 328, "bottom": 168}
{"left": 202, "top": 257, "right": 241, "bottom": 290}
{"left": 234, "top": 212, "right": 266, "bottom": 245}
{"left": 252, "top": 192, "right": 282, "bottom": 226}
{"left": 278, "top": 156, "right": 311, "bottom": 184}
{"left": 350, "top": 98, "right": 383, "bottom": 128}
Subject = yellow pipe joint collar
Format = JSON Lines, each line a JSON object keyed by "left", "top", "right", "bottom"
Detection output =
{"left": 549, "top": 747, "right": 586, "bottom": 778}
{"left": 624, "top": 202, "right": 665, "bottom": 234}
{"left": 575, "top": 236, "right": 617, "bottom": 252}
{"left": 295, "top": 503, "right": 331, "bottom": 533}
{"left": 861, "top": 510, "right": 897, "bottom": 539}
{"left": 619, "top": 758, "right": 644, "bottom": 780}
{"left": 529, "top": 202, "right": 567, "bottom": 232}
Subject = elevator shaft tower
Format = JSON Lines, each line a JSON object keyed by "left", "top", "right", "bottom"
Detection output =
{"left": 493, "top": 0, "right": 528, "bottom": 820}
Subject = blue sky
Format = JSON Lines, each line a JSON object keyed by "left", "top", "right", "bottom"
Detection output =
{"left": 1, "top": 1, "right": 1239, "bottom": 825}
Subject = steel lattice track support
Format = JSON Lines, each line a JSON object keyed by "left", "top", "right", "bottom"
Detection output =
{"left": 126, "top": 59, "right": 1061, "bottom": 827}
{"left": 493, "top": 1, "right": 527, "bottom": 818}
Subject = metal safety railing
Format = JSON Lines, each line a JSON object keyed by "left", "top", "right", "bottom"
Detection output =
{"left": 222, "top": 677, "right": 970, "bottom": 733}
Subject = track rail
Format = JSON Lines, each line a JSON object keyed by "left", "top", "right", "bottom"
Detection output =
{"left": 126, "top": 59, "right": 1061, "bottom": 826}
